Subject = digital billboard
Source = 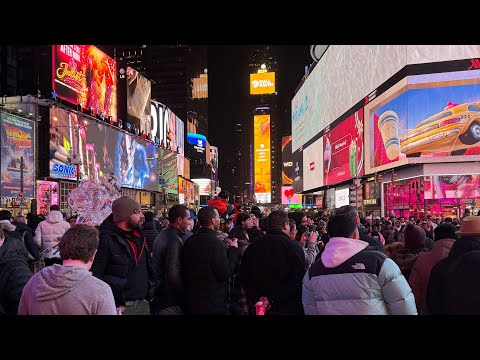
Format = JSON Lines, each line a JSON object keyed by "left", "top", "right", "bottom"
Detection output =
{"left": 335, "top": 188, "right": 350, "bottom": 208}
{"left": 250, "top": 72, "right": 275, "bottom": 95}
{"left": 424, "top": 175, "right": 480, "bottom": 200}
{"left": 151, "top": 100, "right": 176, "bottom": 151}
{"left": 176, "top": 117, "right": 185, "bottom": 176}
{"left": 292, "top": 149, "right": 303, "bottom": 194}
{"left": 192, "top": 178, "right": 211, "bottom": 196}
{"left": 158, "top": 148, "right": 178, "bottom": 195}
{"left": 49, "top": 107, "right": 157, "bottom": 190}
{"left": 210, "top": 146, "right": 218, "bottom": 175}
{"left": 254, "top": 115, "right": 271, "bottom": 203}
{"left": 192, "top": 75, "right": 208, "bottom": 99}
{"left": 281, "top": 186, "right": 302, "bottom": 205}
{"left": 323, "top": 108, "right": 364, "bottom": 185}
{"left": 282, "top": 136, "right": 293, "bottom": 185}
{"left": 127, "top": 66, "right": 152, "bottom": 134}
{"left": 187, "top": 132, "right": 206, "bottom": 153}
{"left": 303, "top": 137, "right": 323, "bottom": 192}
{"left": 0, "top": 113, "right": 35, "bottom": 198}
{"left": 366, "top": 70, "right": 480, "bottom": 173}
{"left": 36, "top": 180, "right": 58, "bottom": 216}
{"left": 52, "top": 45, "right": 117, "bottom": 120}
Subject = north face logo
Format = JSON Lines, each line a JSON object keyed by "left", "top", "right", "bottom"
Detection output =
{"left": 352, "top": 263, "right": 366, "bottom": 270}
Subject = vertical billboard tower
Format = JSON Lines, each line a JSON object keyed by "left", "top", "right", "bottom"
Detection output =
{"left": 254, "top": 114, "right": 271, "bottom": 203}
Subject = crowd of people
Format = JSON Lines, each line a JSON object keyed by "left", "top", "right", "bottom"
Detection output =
{"left": 1, "top": 190, "right": 480, "bottom": 315}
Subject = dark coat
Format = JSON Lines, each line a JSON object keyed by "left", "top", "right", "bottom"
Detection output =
{"left": 151, "top": 225, "right": 185, "bottom": 310}
{"left": 142, "top": 220, "right": 159, "bottom": 253}
{"left": 0, "top": 236, "right": 33, "bottom": 315}
{"left": 240, "top": 230, "right": 306, "bottom": 315}
{"left": 12, "top": 222, "right": 40, "bottom": 261}
{"left": 183, "top": 227, "right": 241, "bottom": 314}
{"left": 426, "top": 236, "right": 480, "bottom": 315}
{"left": 91, "top": 216, "right": 156, "bottom": 307}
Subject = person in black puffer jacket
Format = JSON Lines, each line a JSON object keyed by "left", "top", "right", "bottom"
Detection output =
{"left": 12, "top": 216, "right": 40, "bottom": 272}
{"left": 142, "top": 211, "right": 159, "bottom": 256}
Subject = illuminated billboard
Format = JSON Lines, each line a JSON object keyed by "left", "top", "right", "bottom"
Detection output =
{"left": 0, "top": 113, "right": 35, "bottom": 198}
{"left": 158, "top": 148, "right": 178, "bottom": 195}
{"left": 281, "top": 186, "right": 302, "bottom": 205}
{"left": 282, "top": 136, "right": 293, "bottom": 185}
{"left": 323, "top": 108, "right": 364, "bottom": 185}
{"left": 127, "top": 66, "right": 152, "bottom": 134}
{"left": 303, "top": 137, "right": 323, "bottom": 192}
{"left": 192, "top": 178, "right": 211, "bottom": 196}
{"left": 151, "top": 100, "right": 177, "bottom": 151}
{"left": 187, "top": 132, "right": 206, "bottom": 153}
{"left": 365, "top": 70, "right": 480, "bottom": 174}
{"left": 254, "top": 114, "right": 271, "bottom": 203}
{"left": 210, "top": 146, "right": 218, "bottom": 175}
{"left": 49, "top": 107, "right": 158, "bottom": 190}
{"left": 176, "top": 117, "right": 185, "bottom": 177}
{"left": 250, "top": 72, "right": 275, "bottom": 95}
{"left": 335, "top": 188, "right": 350, "bottom": 208}
{"left": 52, "top": 45, "right": 117, "bottom": 120}
{"left": 192, "top": 75, "right": 208, "bottom": 99}
{"left": 36, "top": 181, "right": 58, "bottom": 216}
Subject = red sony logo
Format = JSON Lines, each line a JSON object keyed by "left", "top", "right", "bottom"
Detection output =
{"left": 468, "top": 59, "right": 480, "bottom": 70}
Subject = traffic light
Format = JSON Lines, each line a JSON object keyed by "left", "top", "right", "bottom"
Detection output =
{"left": 376, "top": 174, "right": 382, "bottom": 183}
{"left": 392, "top": 173, "right": 397, "bottom": 183}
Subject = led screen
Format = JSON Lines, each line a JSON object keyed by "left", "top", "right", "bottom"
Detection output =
{"left": 302, "top": 137, "right": 323, "bottom": 192}
{"left": 254, "top": 115, "right": 271, "bottom": 203}
{"left": 192, "top": 75, "right": 208, "bottom": 99}
{"left": 335, "top": 188, "right": 350, "bottom": 208}
{"left": 367, "top": 70, "right": 480, "bottom": 173}
{"left": 281, "top": 186, "right": 302, "bottom": 205}
{"left": 127, "top": 66, "right": 152, "bottom": 134}
{"left": 0, "top": 113, "right": 35, "bottom": 198}
{"left": 323, "top": 108, "right": 364, "bottom": 185}
{"left": 250, "top": 72, "right": 275, "bottom": 95}
{"left": 36, "top": 180, "right": 58, "bottom": 216}
{"left": 282, "top": 136, "right": 293, "bottom": 185}
{"left": 52, "top": 45, "right": 117, "bottom": 120}
{"left": 49, "top": 107, "right": 157, "bottom": 190}
{"left": 158, "top": 148, "right": 178, "bottom": 195}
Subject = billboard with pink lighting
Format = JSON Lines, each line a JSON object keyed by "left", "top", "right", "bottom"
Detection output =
{"left": 323, "top": 108, "right": 364, "bottom": 186}
{"left": 281, "top": 186, "right": 302, "bottom": 205}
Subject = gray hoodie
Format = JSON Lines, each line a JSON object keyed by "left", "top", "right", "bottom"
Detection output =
{"left": 18, "top": 264, "right": 117, "bottom": 315}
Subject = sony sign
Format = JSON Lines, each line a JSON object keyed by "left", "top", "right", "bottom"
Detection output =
{"left": 151, "top": 100, "right": 171, "bottom": 150}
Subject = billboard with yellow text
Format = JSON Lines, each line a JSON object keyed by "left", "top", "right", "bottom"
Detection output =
{"left": 250, "top": 72, "right": 275, "bottom": 95}
{"left": 254, "top": 115, "right": 271, "bottom": 203}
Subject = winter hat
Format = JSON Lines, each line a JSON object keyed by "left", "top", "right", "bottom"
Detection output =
{"left": 434, "top": 223, "right": 457, "bottom": 241}
{"left": 404, "top": 223, "right": 426, "bottom": 251}
{"left": 112, "top": 196, "right": 141, "bottom": 223}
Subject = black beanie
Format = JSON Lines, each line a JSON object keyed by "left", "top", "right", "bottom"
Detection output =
{"left": 434, "top": 223, "right": 457, "bottom": 241}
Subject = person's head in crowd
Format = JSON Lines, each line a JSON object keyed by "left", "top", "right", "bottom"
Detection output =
{"left": 288, "top": 220, "right": 297, "bottom": 240}
{"left": 58, "top": 225, "right": 100, "bottom": 269}
{"left": 168, "top": 205, "right": 190, "bottom": 233}
{"left": 198, "top": 206, "right": 221, "bottom": 231}
{"left": 143, "top": 211, "right": 155, "bottom": 223}
{"left": 0, "top": 210, "right": 12, "bottom": 221}
{"left": 250, "top": 206, "right": 263, "bottom": 219}
{"left": 288, "top": 211, "right": 307, "bottom": 227}
{"left": 371, "top": 224, "right": 380, "bottom": 234}
{"left": 444, "top": 217, "right": 453, "bottom": 224}
{"left": 327, "top": 214, "right": 359, "bottom": 240}
{"left": 218, "top": 190, "right": 230, "bottom": 201}
{"left": 335, "top": 205, "right": 360, "bottom": 226}
{"left": 50, "top": 205, "right": 60, "bottom": 211}
{"left": 111, "top": 196, "right": 144, "bottom": 230}
{"left": 384, "top": 220, "right": 393, "bottom": 230}
{"left": 434, "top": 223, "right": 457, "bottom": 241}
{"left": 267, "top": 210, "right": 290, "bottom": 235}
{"left": 224, "top": 218, "right": 233, "bottom": 232}
{"left": 404, "top": 223, "right": 426, "bottom": 252}
{"left": 421, "top": 221, "right": 430, "bottom": 232}
{"left": 236, "top": 213, "right": 253, "bottom": 229}
{"left": 394, "top": 220, "right": 401, "bottom": 230}
{"left": 69, "top": 216, "right": 77, "bottom": 228}
{"left": 456, "top": 216, "right": 480, "bottom": 240}
{"left": 13, "top": 216, "right": 27, "bottom": 225}
{"left": 295, "top": 224, "right": 308, "bottom": 244}
{"left": 248, "top": 213, "right": 260, "bottom": 228}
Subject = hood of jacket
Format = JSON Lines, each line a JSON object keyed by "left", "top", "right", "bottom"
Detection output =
{"left": 448, "top": 236, "right": 480, "bottom": 259}
{"left": 207, "top": 197, "right": 228, "bottom": 213}
{"left": 45, "top": 210, "right": 65, "bottom": 224}
{"left": 0, "top": 219, "right": 16, "bottom": 232}
{"left": 321, "top": 237, "right": 369, "bottom": 268}
{"left": 0, "top": 236, "right": 29, "bottom": 265}
{"left": 33, "top": 264, "right": 91, "bottom": 301}
{"left": 12, "top": 222, "right": 33, "bottom": 234}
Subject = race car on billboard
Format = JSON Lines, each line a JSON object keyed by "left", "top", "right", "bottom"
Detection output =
{"left": 400, "top": 102, "right": 480, "bottom": 157}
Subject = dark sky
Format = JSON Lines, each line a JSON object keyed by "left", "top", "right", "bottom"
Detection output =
{"left": 208, "top": 45, "right": 312, "bottom": 188}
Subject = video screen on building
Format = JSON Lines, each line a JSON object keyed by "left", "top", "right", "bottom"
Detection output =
{"left": 254, "top": 115, "right": 271, "bottom": 203}
{"left": 323, "top": 108, "right": 364, "bottom": 185}
{"left": 36, "top": 180, "right": 58, "bottom": 216}
{"left": 210, "top": 146, "right": 218, "bottom": 175}
{"left": 158, "top": 148, "right": 178, "bottom": 195}
{"left": 52, "top": 45, "right": 117, "bottom": 120}
{"left": 250, "top": 72, "right": 275, "bottom": 95}
{"left": 192, "top": 75, "right": 208, "bottom": 99}
{"left": 282, "top": 136, "right": 293, "bottom": 185}
{"left": 176, "top": 117, "right": 185, "bottom": 177}
{"left": 49, "top": 107, "right": 157, "bottom": 190}
{"left": 303, "top": 137, "right": 323, "bottom": 192}
{"left": 281, "top": 186, "right": 301, "bottom": 205}
{"left": 335, "top": 188, "right": 350, "bottom": 208}
{"left": 0, "top": 113, "right": 35, "bottom": 198}
{"left": 127, "top": 66, "right": 152, "bottom": 134}
{"left": 366, "top": 70, "right": 480, "bottom": 173}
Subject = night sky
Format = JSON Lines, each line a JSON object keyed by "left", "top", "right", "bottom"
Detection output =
{"left": 208, "top": 45, "right": 312, "bottom": 190}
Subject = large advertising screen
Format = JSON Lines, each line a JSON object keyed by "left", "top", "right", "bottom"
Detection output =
{"left": 151, "top": 100, "right": 178, "bottom": 152}
{"left": 323, "top": 108, "right": 364, "bottom": 185}
{"left": 303, "top": 137, "right": 323, "bottom": 191}
{"left": 158, "top": 148, "right": 178, "bottom": 195}
{"left": 52, "top": 45, "right": 117, "bottom": 120}
{"left": 366, "top": 70, "right": 480, "bottom": 173}
{"left": 49, "top": 107, "right": 157, "bottom": 190}
{"left": 192, "top": 75, "right": 208, "bottom": 99}
{"left": 424, "top": 175, "right": 480, "bottom": 200}
{"left": 187, "top": 132, "right": 207, "bottom": 155}
{"left": 281, "top": 186, "right": 302, "bottom": 205}
{"left": 176, "top": 117, "right": 185, "bottom": 177}
{"left": 254, "top": 115, "right": 271, "bottom": 203}
{"left": 127, "top": 66, "right": 152, "bottom": 134}
{"left": 0, "top": 114, "right": 35, "bottom": 198}
{"left": 210, "top": 146, "right": 218, "bottom": 175}
{"left": 282, "top": 136, "right": 293, "bottom": 185}
{"left": 335, "top": 188, "right": 350, "bottom": 208}
{"left": 250, "top": 72, "right": 275, "bottom": 95}
{"left": 36, "top": 180, "right": 58, "bottom": 216}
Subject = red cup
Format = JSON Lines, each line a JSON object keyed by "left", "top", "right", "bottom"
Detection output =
{"left": 255, "top": 301, "right": 267, "bottom": 315}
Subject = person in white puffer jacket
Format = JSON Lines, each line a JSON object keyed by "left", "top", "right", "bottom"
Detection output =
{"left": 34, "top": 205, "right": 70, "bottom": 267}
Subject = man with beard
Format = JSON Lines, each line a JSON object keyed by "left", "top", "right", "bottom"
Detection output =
{"left": 92, "top": 196, "right": 156, "bottom": 315}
